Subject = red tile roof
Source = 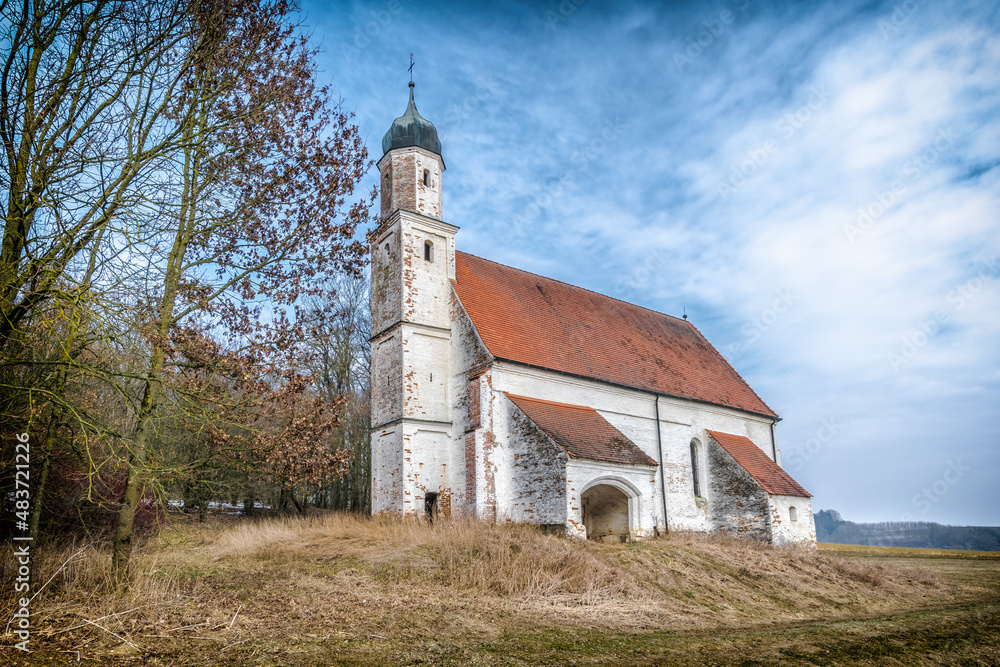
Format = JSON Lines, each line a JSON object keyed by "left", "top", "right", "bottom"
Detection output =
{"left": 706, "top": 430, "right": 811, "bottom": 497}
{"left": 507, "top": 394, "right": 657, "bottom": 467}
{"left": 453, "top": 252, "right": 777, "bottom": 418}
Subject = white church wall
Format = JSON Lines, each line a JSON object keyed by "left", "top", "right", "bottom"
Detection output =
{"left": 768, "top": 495, "right": 817, "bottom": 546}
{"left": 399, "top": 214, "right": 455, "bottom": 329}
{"left": 370, "top": 222, "right": 402, "bottom": 335}
{"left": 566, "top": 459, "right": 659, "bottom": 540}
{"left": 377, "top": 147, "right": 444, "bottom": 220}
{"left": 400, "top": 422, "right": 455, "bottom": 520}
{"left": 371, "top": 330, "right": 403, "bottom": 427}
{"left": 448, "top": 296, "right": 495, "bottom": 518}
{"left": 402, "top": 327, "right": 450, "bottom": 422}
{"left": 412, "top": 149, "right": 444, "bottom": 219}
{"left": 489, "top": 361, "right": 782, "bottom": 536}
{"left": 371, "top": 423, "right": 404, "bottom": 514}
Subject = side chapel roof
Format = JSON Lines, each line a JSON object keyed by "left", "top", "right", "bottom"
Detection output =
{"left": 706, "top": 430, "right": 811, "bottom": 497}
{"left": 452, "top": 252, "right": 778, "bottom": 419}
{"left": 506, "top": 394, "right": 657, "bottom": 467}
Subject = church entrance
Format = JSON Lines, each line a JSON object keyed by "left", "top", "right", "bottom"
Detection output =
{"left": 581, "top": 484, "right": 630, "bottom": 542}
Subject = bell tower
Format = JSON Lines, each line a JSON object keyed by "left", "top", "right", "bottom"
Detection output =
{"left": 378, "top": 81, "right": 445, "bottom": 221}
{"left": 370, "top": 80, "right": 460, "bottom": 517}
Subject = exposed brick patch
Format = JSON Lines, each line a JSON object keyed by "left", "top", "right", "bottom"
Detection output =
{"left": 465, "top": 431, "right": 477, "bottom": 509}
{"left": 438, "top": 487, "right": 452, "bottom": 517}
{"left": 468, "top": 378, "right": 481, "bottom": 429}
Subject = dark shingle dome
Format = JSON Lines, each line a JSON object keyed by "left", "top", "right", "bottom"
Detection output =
{"left": 381, "top": 82, "right": 441, "bottom": 156}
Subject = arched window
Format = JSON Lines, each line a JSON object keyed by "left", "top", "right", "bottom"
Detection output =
{"left": 383, "top": 171, "right": 391, "bottom": 194}
{"left": 383, "top": 242, "right": 390, "bottom": 260}
{"left": 424, "top": 240, "right": 434, "bottom": 262}
{"left": 789, "top": 506, "right": 798, "bottom": 522}
{"left": 690, "top": 440, "right": 703, "bottom": 497}
{"left": 422, "top": 169, "right": 430, "bottom": 186}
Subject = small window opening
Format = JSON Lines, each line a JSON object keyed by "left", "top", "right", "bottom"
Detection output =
{"left": 690, "top": 441, "right": 702, "bottom": 497}
{"left": 424, "top": 240, "right": 433, "bottom": 262}
{"left": 429, "top": 372, "right": 433, "bottom": 382}
{"left": 383, "top": 242, "right": 390, "bottom": 260}
{"left": 789, "top": 506, "right": 798, "bottom": 522}
{"left": 422, "top": 169, "right": 430, "bottom": 186}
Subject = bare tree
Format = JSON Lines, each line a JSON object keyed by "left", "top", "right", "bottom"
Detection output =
{"left": 0, "top": 0, "right": 196, "bottom": 353}
{"left": 109, "top": 0, "right": 372, "bottom": 579}
{"left": 299, "top": 273, "right": 371, "bottom": 513}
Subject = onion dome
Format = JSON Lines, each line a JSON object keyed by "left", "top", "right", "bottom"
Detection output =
{"left": 381, "top": 82, "right": 441, "bottom": 156}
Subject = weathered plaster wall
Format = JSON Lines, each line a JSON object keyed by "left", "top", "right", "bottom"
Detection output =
{"left": 370, "top": 222, "right": 402, "bottom": 338}
{"left": 448, "top": 292, "right": 493, "bottom": 518}
{"left": 706, "top": 438, "right": 771, "bottom": 540}
{"left": 769, "top": 495, "right": 817, "bottom": 546}
{"left": 400, "top": 423, "right": 454, "bottom": 519}
{"left": 400, "top": 217, "right": 453, "bottom": 328}
{"left": 377, "top": 147, "right": 444, "bottom": 220}
{"left": 497, "top": 401, "right": 568, "bottom": 526}
{"left": 490, "top": 362, "right": 781, "bottom": 536}
{"left": 402, "top": 328, "right": 450, "bottom": 422}
{"left": 565, "top": 459, "right": 658, "bottom": 540}
{"left": 371, "top": 424, "right": 404, "bottom": 514}
{"left": 370, "top": 330, "right": 403, "bottom": 428}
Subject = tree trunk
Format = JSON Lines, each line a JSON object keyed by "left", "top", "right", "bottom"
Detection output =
{"left": 111, "top": 348, "right": 163, "bottom": 583}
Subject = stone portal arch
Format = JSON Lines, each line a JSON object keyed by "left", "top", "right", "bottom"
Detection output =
{"left": 580, "top": 477, "right": 639, "bottom": 542}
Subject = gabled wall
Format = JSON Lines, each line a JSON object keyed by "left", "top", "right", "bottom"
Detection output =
{"left": 706, "top": 438, "right": 771, "bottom": 540}
{"left": 768, "top": 495, "right": 817, "bottom": 546}
{"left": 502, "top": 405, "right": 568, "bottom": 526}
{"left": 449, "top": 289, "right": 493, "bottom": 518}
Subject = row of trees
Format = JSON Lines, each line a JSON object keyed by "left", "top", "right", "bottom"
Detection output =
{"left": 814, "top": 510, "right": 1000, "bottom": 550}
{"left": 1, "top": 0, "right": 374, "bottom": 581}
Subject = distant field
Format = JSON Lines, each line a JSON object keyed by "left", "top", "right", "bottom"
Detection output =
{"left": 818, "top": 542, "right": 1000, "bottom": 558}
{"left": 3, "top": 514, "right": 999, "bottom": 665}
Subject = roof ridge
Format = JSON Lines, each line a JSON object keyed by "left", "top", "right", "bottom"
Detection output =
{"left": 455, "top": 250, "right": 690, "bottom": 326}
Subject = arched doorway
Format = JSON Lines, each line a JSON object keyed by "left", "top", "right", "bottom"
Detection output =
{"left": 581, "top": 484, "right": 631, "bottom": 542}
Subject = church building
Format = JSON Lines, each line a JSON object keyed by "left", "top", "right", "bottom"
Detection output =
{"left": 369, "top": 82, "right": 816, "bottom": 545}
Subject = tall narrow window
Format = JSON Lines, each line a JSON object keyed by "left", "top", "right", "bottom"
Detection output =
{"left": 424, "top": 240, "right": 434, "bottom": 262}
{"left": 422, "top": 169, "right": 430, "bottom": 186}
{"left": 789, "top": 506, "right": 798, "bottom": 522}
{"left": 690, "top": 441, "right": 702, "bottom": 497}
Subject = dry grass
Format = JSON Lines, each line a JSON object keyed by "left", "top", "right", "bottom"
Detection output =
{"left": 0, "top": 512, "right": 985, "bottom": 664}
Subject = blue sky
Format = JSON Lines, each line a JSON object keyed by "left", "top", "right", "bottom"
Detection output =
{"left": 304, "top": 0, "right": 1000, "bottom": 526}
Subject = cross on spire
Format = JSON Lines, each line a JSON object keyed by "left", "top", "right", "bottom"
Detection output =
{"left": 408, "top": 53, "right": 414, "bottom": 83}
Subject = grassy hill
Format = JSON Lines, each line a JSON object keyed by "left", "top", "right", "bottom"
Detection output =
{"left": 3, "top": 513, "right": 999, "bottom": 665}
